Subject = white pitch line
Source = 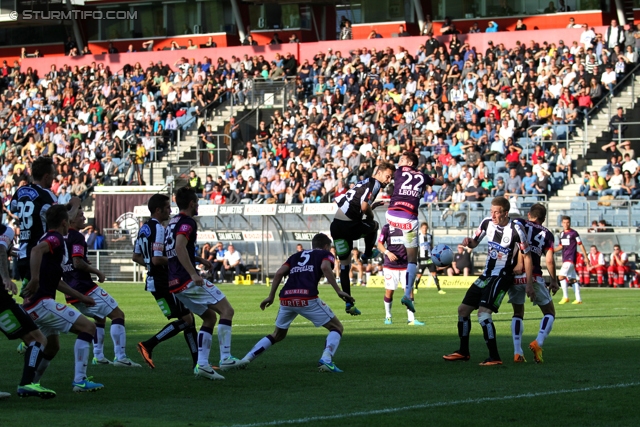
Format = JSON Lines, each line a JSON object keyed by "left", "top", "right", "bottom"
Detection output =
{"left": 226, "top": 382, "right": 640, "bottom": 427}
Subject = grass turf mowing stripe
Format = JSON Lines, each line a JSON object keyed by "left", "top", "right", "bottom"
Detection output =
{"left": 227, "top": 382, "right": 640, "bottom": 427}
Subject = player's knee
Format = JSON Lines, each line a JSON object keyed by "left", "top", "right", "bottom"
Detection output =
{"left": 477, "top": 311, "right": 492, "bottom": 324}
{"left": 183, "top": 313, "right": 195, "bottom": 326}
{"left": 84, "top": 320, "right": 97, "bottom": 336}
{"left": 109, "top": 307, "right": 125, "bottom": 320}
{"left": 512, "top": 305, "right": 524, "bottom": 318}
{"left": 44, "top": 337, "right": 60, "bottom": 356}
{"left": 457, "top": 305, "right": 471, "bottom": 317}
{"left": 23, "top": 330, "right": 47, "bottom": 347}
{"left": 271, "top": 328, "right": 287, "bottom": 342}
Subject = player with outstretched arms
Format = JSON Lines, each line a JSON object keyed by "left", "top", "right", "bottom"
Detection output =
{"left": 443, "top": 197, "right": 532, "bottom": 366}
{"left": 166, "top": 186, "right": 247, "bottom": 380}
{"left": 63, "top": 206, "right": 141, "bottom": 367}
{"left": 241, "top": 233, "right": 354, "bottom": 372}
{"left": 21, "top": 205, "right": 105, "bottom": 392}
{"left": 377, "top": 224, "right": 425, "bottom": 326}
{"left": 133, "top": 194, "right": 198, "bottom": 369}
{"left": 330, "top": 161, "right": 395, "bottom": 316}
{"left": 386, "top": 151, "right": 443, "bottom": 313}
{"left": 508, "top": 204, "right": 558, "bottom": 364}
{"left": 554, "top": 216, "right": 589, "bottom": 304}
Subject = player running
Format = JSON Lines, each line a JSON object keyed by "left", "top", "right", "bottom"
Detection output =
{"left": 0, "top": 222, "right": 56, "bottom": 399}
{"left": 443, "top": 197, "right": 532, "bottom": 366}
{"left": 416, "top": 222, "right": 445, "bottom": 294}
{"left": 554, "top": 216, "right": 589, "bottom": 304}
{"left": 330, "top": 162, "right": 395, "bottom": 316}
{"left": 386, "top": 151, "right": 443, "bottom": 313}
{"left": 167, "top": 186, "right": 247, "bottom": 380}
{"left": 133, "top": 194, "right": 198, "bottom": 369}
{"left": 63, "top": 206, "right": 141, "bottom": 367}
{"left": 377, "top": 224, "right": 425, "bottom": 326}
{"left": 21, "top": 205, "right": 104, "bottom": 392}
{"left": 508, "top": 204, "right": 558, "bottom": 364}
{"left": 241, "top": 233, "right": 354, "bottom": 372}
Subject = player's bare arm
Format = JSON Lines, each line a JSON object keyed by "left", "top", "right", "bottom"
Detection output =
{"left": 195, "top": 256, "right": 212, "bottom": 270}
{"left": 57, "top": 280, "right": 96, "bottom": 307}
{"left": 261, "top": 263, "right": 290, "bottom": 310}
{"left": 132, "top": 253, "right": 145, "bottom": 266}
{"left": 23, "top": 240, "right": 50, "bottom": 298}
{"left": 377, "top": 240, "right": 398, "bottom": 262}
{"left": 545, "top": 247, "right": 559, "bottom": 294}
{"left": 523, "top": 252, "right": 535, "bottom": 300}
{"left": 0, "top": 245, "right": 15, "bottom": 294}
{"left": 176, "top": 234, "right": 202, "bottom": 287}
{"left": 461, "top": 237, "right": 479, "bottom": 249}
{"left": 322, "top": 260, "right": 354, "bottom": 304}
{"left": 553, "top": 244, "right": 563, "bottom": 253}
{"left": 73, "top": 256, "right": 106, "bottom": 283}
{"left": 152, "top": 254, "right": 168, "bottom": 266}
{"left": 580, "top": 243, "right": 590, "bottom": 268}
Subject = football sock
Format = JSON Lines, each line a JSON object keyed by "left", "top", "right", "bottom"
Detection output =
{"left": 74, "top": 332, "right": 93, "bottom": 382}
{"left": 244, "top": 335, "right": 275, "bottom": 361}
{"left": 617, "top": 268, "right": 625, "bottom": 286}
{"left": 33, "top": 354, "right": 53, "bottom": 383}
{"left": 433, "top": 274, "right": 441, "bottom": 291}
{"left": 93, "top": 323, "right": 105, "bottom": 359}
{"left": 20, "top": 341, "right": 44, "bottom": 386}
{"left": 458, "top": 316, "right": 471, "bottom": 355}
{"left": 111, "top": 318, "right": 126, "bottom": 360}
{"left": 511, "top": 316, "right": 524, "bottom": 355}
{"left": 218, "top": 319, "right": 232, "bottom": 360}
{"left": 536, "top": 314, "right": 555, "bottom": 346}
{"left": 573, "top": 282, "right": 582, "bottom": 301}
{"left": 144, "top": 319, "right": 189, "bottom": 351}
{"left": 407, "top": 308, "right": 415, "bottom": 323}
{"left": 197, "top": 326, "right": 213, "bottom": 367}
{"left": 480, "top": 317, "right": 500, "bottom": 361}
{"left": 183, "top": 325, "right": 199, "bottom": 367}
{"left": 321, "top": 330, "right": 342, "bottom": 363}
{"left": 340, "top": 265, "right": 351, "bottom": 296}
{"left": 363, "top": 230, "right": 376, "bottom": 258}
{"left": 384, "top": 297, "right": 392, "bottom": 318}
{"left": 560, "top": 279, "right": 569, "bottom": 299}
{"left": 404, "top": 263, "right": 418, "bottom": 299}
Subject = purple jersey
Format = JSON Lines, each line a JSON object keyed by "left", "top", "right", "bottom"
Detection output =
{"left": 388, "top": 166, "right": 434, "bottom": 217}
{"left": 279, "top": 249, "right": 334, "bottom": 301}
{"left": 518, "top": 220, "right": 554, "bottom": 276}
{"left": 559, "top": 228, "right": 582, "bottom": 263}
{"left": 378, "top": 224, "right": 408, "bottom": 269}
{"left": 62, "top": 228, "right": 97, "bottom": 302}
{"left": 166, "top": 214, "right": 197, "bottom": 292}
{"left": 23, "top": 231, "right": 67, "bottom": 309}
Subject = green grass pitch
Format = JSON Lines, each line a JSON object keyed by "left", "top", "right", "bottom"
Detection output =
{"left": 1, "top": 284, "right": 639, "bottom": 427}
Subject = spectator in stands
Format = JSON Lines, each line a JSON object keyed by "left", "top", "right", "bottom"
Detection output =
{"left": 397, "top": 25, "right": 410, "bottom": 37}
{"left": 340, "top": 20, "right": 352, "bottom": 40}
{"left": 223, "top": 244, "right": 244, "bottom": 277}
{"left": 522, "top": 169, "right": 538, "bottom": 195}
{"left": 588, "top": 171, "right": 608, "bottom": 196}
{"left": 605, "top": 19, "right": 625, "bottom": 51}
{"left": 203, "top": 174, "right": 215, "bottom": 200}
{"left": 505, "top": 168, "right": 522, "bottom": 196}
{"left": 448, "top": 245, "right": 472, "bottom": 276}
{"left": 556, "top": 146, "right": 573, "bottom": 183}
{"left": 210, "top": 242, "right": 226, "bottom": 283}
{"left": 602, "top": 166, "right": 624, "bottom": 196}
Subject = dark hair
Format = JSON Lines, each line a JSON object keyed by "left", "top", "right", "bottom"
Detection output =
{"left": 32, "top": 156, "right": 54, "bottom": 181}
{"left": 312, "top": 233, "right": 332, "bottom": 250}
{"left": 377, "top": 161, "right": 396, "bottom": 173}
{"left": 491, "top": 196, "right": 510, "bottom": 213}
{"left": 402, "top": 151, "right": 419, "bottom": 167}
{"left": 529, "top": 203, "right": 547, "bottom": 222}
{"left": 148, "top": 194, "right": 170, "bottom": 215}
{"left": 175, "top": 186, "right": 198, "bottom": 210}
{"left": 46, "top": 204, "right": 69, "bottom": 229}
{"left": 562, "top": 216, "right": 571, "bottom": 222}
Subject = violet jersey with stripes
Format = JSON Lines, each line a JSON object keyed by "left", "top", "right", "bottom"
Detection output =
{"left": 513, "top": 219, "right": 554, "bottom": 276}
{"left": 473, "top": 218, "right": 530, "bottom": 277}
{"left": 166, "top": 214, "right": 197, "bottom": 293}
{"left": 62, "top": 228, "right": 98, "bottom": 303}
{"left": 335, "top": 177, "right": 382, "bottom": 221}
{"left": 388, "top": 166, "right": 434, "bottom": 217}
{"left": 279, "top": 249, "right": 335, "bottom": 300}
{"left": 10, "top": 184, "right": 57, "bottom": 260}
{"left": 378, "top": 224, "right": 408, "bottom": 269}
{"left": 22, "top": 231, "right": 68, "bottom": 310}
{"left": 558, "top": 228, "right": 582, "bottom": 263}
{"left": 134, "top": 218, "right": 169, "bottom": 291}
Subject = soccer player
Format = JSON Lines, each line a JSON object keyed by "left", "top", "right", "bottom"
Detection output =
{"left": 587, "top": 245, "right": 606, "bottom": 287}
{"left": 133, "top": 194, "right": 198, "bottom": 369}
{"left": 377, "top": 224, "right": 425, "bottom": 326}
{"left": 21, "top": 205, "right": 104, "bottom": 392}
{"left": 330, "top": 162, "right": 395, "bottom": 316}
{"left": 508, "top": 204, "right": 558, "bottom": 364}
{"left": 63, "top": 206, "right": 141, "bottom": 367}
{"left": 167, "top": 186, "right": 246, "bottom": 380}
{"left": 416, "top": 222, "right": 445, "bottom": 294}
{"left": 241, "top": 233, "right": 354, "bottom": 372}
{"left": 386, "top": 151, "right": 443, "bottom": 313}
{"left": 554, "top": 216, "right": 589, "bottom": 304}
{"left": 0, "top": 221, "right": 56, "bottom": 399}
{"left": 607, "top": 245, "right": 629, "bottom": 288}
{"left": 443, "top": 197, "right": 532, "bottom": 366}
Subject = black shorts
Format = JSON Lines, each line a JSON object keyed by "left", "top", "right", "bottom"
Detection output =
{"left": 330, "top": 218, "right": 378, "bottom": 261}
{"left": 151, "top": 287, "right": 191, "bottom": 320}
{"left": 0, "top": 289, "right": 38, "bottom": 340}
{"left": 461, "top": 275, "right": 511, "bottom": 313}
{"left": 419, "top": 258, "right": 437, "bottom": 274}
{"left": 18, "top": 259, "right": 30, "bottom": 282}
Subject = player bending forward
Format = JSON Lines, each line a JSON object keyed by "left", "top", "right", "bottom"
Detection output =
{"left": 509, "top": 204, "right": 558, "bottom": 364}
{"left": 377, "top": 224, "right": 425, "bottom": 326}
{"left": 167, "top": 186, "right": 247, "bottom": 380}
{"left": 63, "top": 206, "right": 141, "bottom": 367}
{"left": 242, "top": 233, "right": 354, "bottom": 373}
{"left": 554, "top": 216, "right": 589, "bottom": 304}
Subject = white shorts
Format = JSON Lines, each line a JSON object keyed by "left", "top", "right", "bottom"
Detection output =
{"left": 508, "top": 275, "right": 553, "bottom": 307}
{"left": 559, "top": 262, "right": 578, "bottom": 280}
{"left": 385, "top": 211, "right": 419, "bottom": 248}
{"left": 73, "top": 287, "right": 119, "bottom": 319}
{"left": 173, "top": 279, "right": 226, "bottom": 316}
{"left": 275, "top": 298, "right": 335, "bottom": 329}
{"left": 26, "top": 298, "right": 81, "bottom": 337}
{"left": 383, "top": 268, "right": 407, "bottom": 291}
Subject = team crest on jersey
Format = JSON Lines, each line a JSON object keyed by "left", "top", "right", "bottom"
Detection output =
{"left": 502, "top": 236, "right": 511, "bottom": 245}
{"left": 116, "top": 212, "right": 140, "bottom": 244}
{"left": 139, "top": 224, "right": 151, "bottom": 238}
{"left": 55, "top": 303, "right": 66, "bottom": 311}
{"left": 101, "top": 290, "right": 108, "bottom": 297}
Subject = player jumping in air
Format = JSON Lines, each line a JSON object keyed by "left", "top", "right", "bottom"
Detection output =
{"left": 554, "top": 216, "right": 589, "bottom": 304}
{"left": 386, "top": 151, "right": 443, "bottom": 313}
{"left": 134, "top": 194, "right": 198, "bottom": 369}
{"left": 331, "top": 162, "right": 395, "bottom": 316}
{"left": 242, "top": 233, "right": 354, "bottom": 372}
{"left": 377, "top": 224, "right": 425, "bottom": 326}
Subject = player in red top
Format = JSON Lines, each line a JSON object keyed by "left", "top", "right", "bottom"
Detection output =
{"left": 587, "top": 246, "right": 606, "bottom": 286}
{"left": 608, "top": 245, "right": 629, "bottom": 287}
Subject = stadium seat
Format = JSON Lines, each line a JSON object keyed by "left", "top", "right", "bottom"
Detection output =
{"left": 495, "top": 161, "right": 507, "bottom": 173}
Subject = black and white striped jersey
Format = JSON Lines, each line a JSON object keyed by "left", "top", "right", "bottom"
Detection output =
{"left": 134, "top": 218, "right": 168, "bottom": 292}
{"left": 473, "top": 218, "right": 530, "bottom": 277}
{"left": 335, "top": 178, "right": 381, "bottom": 221}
